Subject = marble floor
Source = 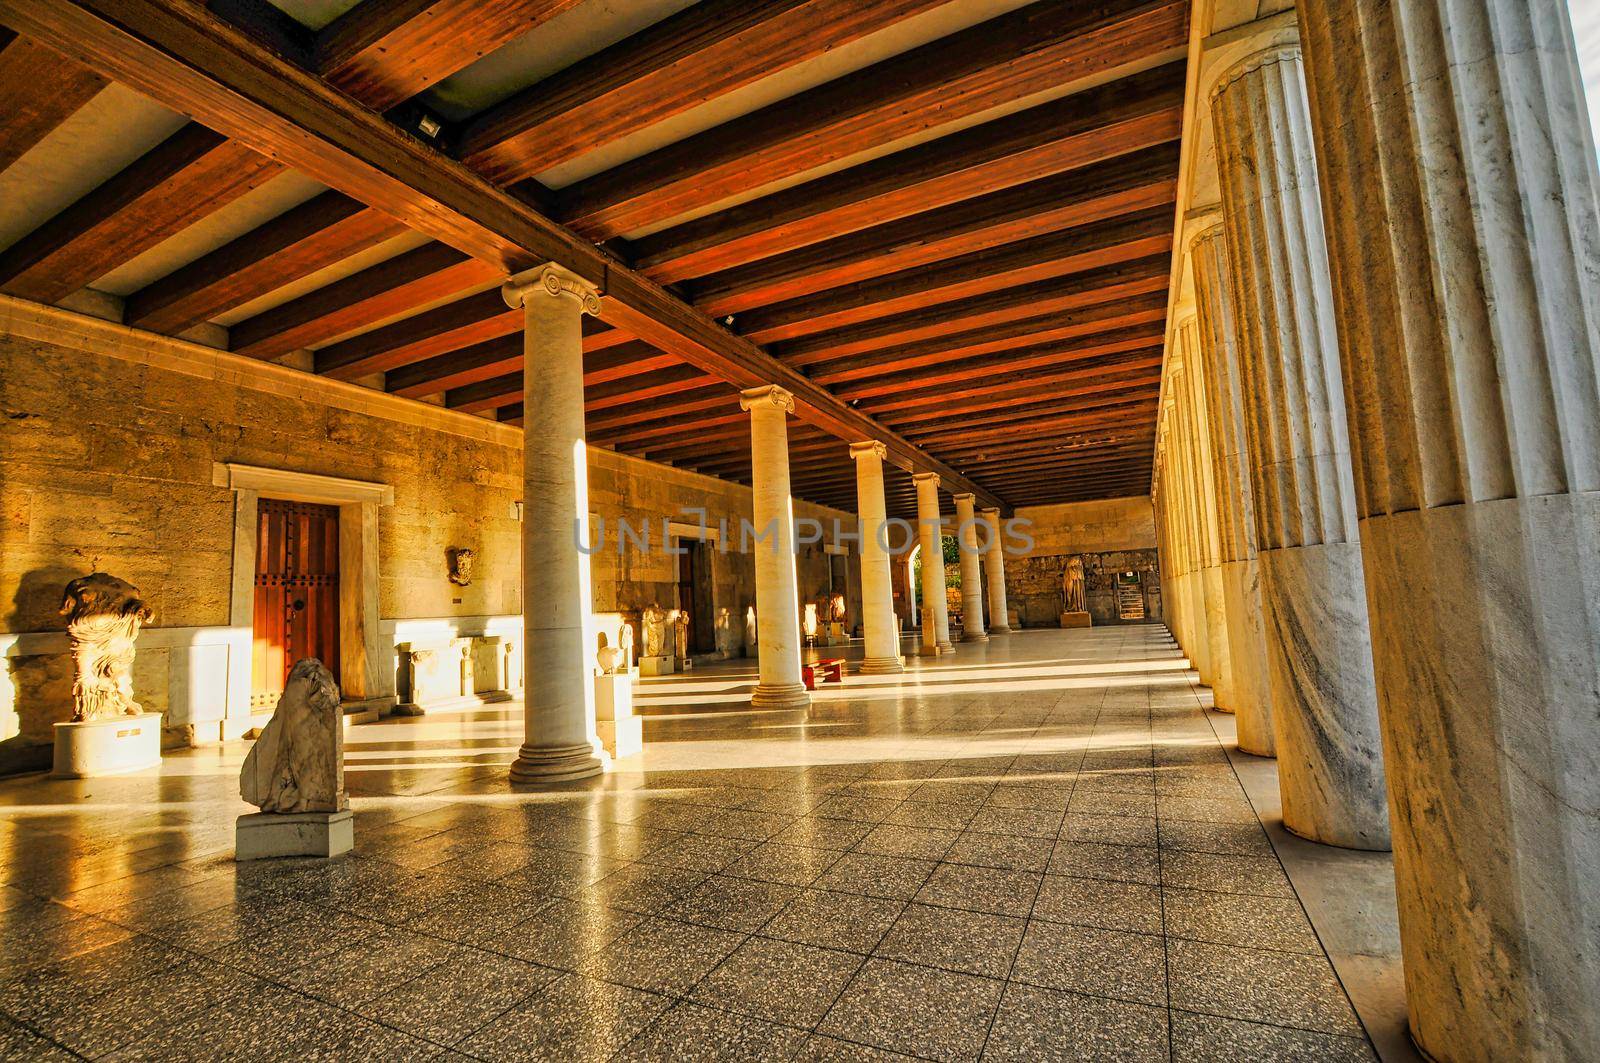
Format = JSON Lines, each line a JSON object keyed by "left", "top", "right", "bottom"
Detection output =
{"left": 0, "top": 625, "right": 1396, "bottom": 1061}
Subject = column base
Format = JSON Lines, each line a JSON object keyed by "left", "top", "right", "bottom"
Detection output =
{"left": 937, "top": 641, "right": 955, "bottom": 654}
{"left": 509, "top": 743, "right": 604, "bottom": 785}
{"left": 750, "top": 682, "right": 811, "bottom": 710}
{"left": 988, "top": 625, "right": 1012, "bottom": 634}
{"left": 960, "top": 632, "right": 989, "bottom": 643}
{"left": 857, "top": 656, "right": 904, "bottom": 675}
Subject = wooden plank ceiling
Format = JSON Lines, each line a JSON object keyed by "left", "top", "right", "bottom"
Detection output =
{"left": 0, "top": 0, "right": 1185, "bottom": 517}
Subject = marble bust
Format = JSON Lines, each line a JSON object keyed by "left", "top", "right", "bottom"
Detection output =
{"left": 59, "top": 573, "right": 153, "bottom": 722}
{"left": 240, "top": 658, "right": 347, "bottom": 814}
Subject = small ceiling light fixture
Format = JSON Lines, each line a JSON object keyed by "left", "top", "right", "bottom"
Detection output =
{"left": 416, "top": 114, "right": 443, "bottom": 139}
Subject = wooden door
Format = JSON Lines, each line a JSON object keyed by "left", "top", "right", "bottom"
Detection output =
{"left": 252, "top": 500, "right": 340, "bottom": 708}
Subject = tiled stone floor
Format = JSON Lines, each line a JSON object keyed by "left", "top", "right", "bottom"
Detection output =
{"left": 0, "top": 625, "right": 1383, "bottom": 1061}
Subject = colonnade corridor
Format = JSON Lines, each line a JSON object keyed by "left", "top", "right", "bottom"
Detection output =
{"left": 0, "top": 627, "right": 1400, "bottom": 1061}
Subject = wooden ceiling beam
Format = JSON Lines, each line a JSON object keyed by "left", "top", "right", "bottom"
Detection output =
{"left": 316, "top": 0, "right": 582, "bottom": 112}
{"left": 583, "top": 386, "right": 734, "bottom": 434}
{"left": 832, "top": 326, "right": 1167, "bottom": 401}
{"left": 860, "top": 350, "right": 1166, "bottom": 416}
{"left": 809, "top": 293, "right": 1171, "bottom": 385}
{"left": 897, "top": 386, "right": 1163, "bottom": 438}
{"left": 872, "top": 363, "right": 1164, "bottom": 424}
{"left": 0, "top": 30, "right": 108, "bottom": 173}
{"left": 0, "top": 123, "right": 278, "bottom": 303}
{"left": 228, "top": 242, "right": 499, "bottom": 359}
{"left": 739, "top": 207, "right": 1174, "bottom": 344}
{"left": 125, "top": 190, "right": 406, "bottom": 334}
{"left": 3, "top": 0, "right": 1082, "bottom": 510}
{"left": 691, "top": 145, "right": 1180, "bottom": 317}
{"left": 458, "top": 0, "right": 949, "bottom": 184}
{"left": 554, "top": 0, "right": 1188, "bottom": 238}
{"left": 631, "top": 61, "right": 1186, "bottom": 285}
{"left": 774, "top": 255, "right": 1171, "bottom": 366}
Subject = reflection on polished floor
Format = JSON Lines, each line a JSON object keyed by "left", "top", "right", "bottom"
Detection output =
{"left": 0, "top": 626, "right": 1381, "bottom": 1061}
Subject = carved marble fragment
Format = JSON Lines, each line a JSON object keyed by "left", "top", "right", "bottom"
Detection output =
{"left": 240, "top": 658, "right": 347, "bottom": 814}
{"left": 59, "top": 573, "right": 153, "bottom": 722}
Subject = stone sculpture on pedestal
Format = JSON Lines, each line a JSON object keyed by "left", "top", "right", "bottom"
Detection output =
{"left": 594, "top": 623, "right": 640, "bottom": 758}
{"left": 674, "top": 609, "right": 690, "bottom": 663}
{"left": 1060, "top": 556, "right": 1092, "bottom": 628}
{"left": 236, "top": 658, "right": 352, "bottom": 859}
{"left": 639, "top": 604, "right": 674, "bottom": 675}
{"left": 51, "top": 573, "right": 163, "bottom": 778}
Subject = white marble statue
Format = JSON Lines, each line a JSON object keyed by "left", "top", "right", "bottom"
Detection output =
{"left": 1063, "top": 556, "right": 1087, "bottom": 614}
{"left": 596, "top": 631, "right": 623, "bottom": 674}
{"left": 59, "top": 573, "right": 153, "bottom": 722}
{"left": 674, "top": 609, "right": 690, "bottom": 660}
{"left": 240, "top": 658, "right": 347, "bottom": 814}
{"left": 619, "top": 622, "right": 635, "bottom": 669}
{"left": 642, "top": 604, "right": 668, "bottom": 658}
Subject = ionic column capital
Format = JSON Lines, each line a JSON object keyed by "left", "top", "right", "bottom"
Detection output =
{"left": 502, "top": 262, "right": 601, "bottom": 316}
{"left": 849, "top": 440, "right": 888, "bottom": 461}
{"left": 911, "top": 472, "right": 941, "bottom": 487}
{"left": 980, "top": 506, "right": 1001, "bottom": 518}
{"left": 1210, "top": 42, "right": 1304, "bottom": 107}
{"left": 952, "top": 492, "right": 976, "bottom": 505}
{"left": 739, "top": 384, "right": 795, "bottom": 414}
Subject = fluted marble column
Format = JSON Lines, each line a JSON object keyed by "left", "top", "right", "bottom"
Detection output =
{"left": 912, "top": 473, "right": 954, "bottom": 654}
{"left": 1178, "top": 320, "right": 1233, "bottom": 705}
{"left": 980, "top": 507, "right": 1011, "bottom": 633}
{"left": 1211, "top": 44, "right": 1388, "bottom": 849}
{"left": 849, "top": 441, "right": 904, "bottom": 675}
{"left": 1190, "top": 224, "right": 1275, "bottom": 758}
{"left": 1299, "top": 2, "right": 1600, "bottom": 1055}
{"left": 505, "top": 264, "right": 604, "bottom": 784}
{"left": 952, "top": 493, "right": 987, "bottom": 642}
{"left": 1168, "top": 363, "right": 1212, "bottom": 682}
{"left": 740, "top": 385, "right": 810, "bottom": 710}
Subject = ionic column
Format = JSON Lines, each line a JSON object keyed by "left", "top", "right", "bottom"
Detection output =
{"left": 912, "top": 472, "right": 954, "bottom": 653}
{"left": 1190, "top": 223, "right": 1276, "bottom": 758}
{"left": 952, "top": 493, "right": 988, "bottom": 642}
{"left": 504, "top": 264, "right": 604, "bottom": 784}
{"left": 1299, "top": 2, "right": 1600, "bottom": 1054}
{"left": 980, "top": 508, "right": 1011, "bottom": 634}
{"left": 740, "top": 385, "right": 810, "bottom": 710}
{"left": 849, "top": 441, "right": 904, "bottom": 675}
{"left": 1211, "top": 44, "right": 1388, "bottom": 849}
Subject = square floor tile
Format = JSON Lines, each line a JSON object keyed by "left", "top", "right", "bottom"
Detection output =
{"left": 772, "top": 817, "right": 876, "bottom": 852}
{"left": 283, "top": 924, "right": 457, "bottom": 1007}
{"left": 1049, "top": 840, "right": 1162, "bottom": 885}
{"left": 1163, "top": 886, "right": 1320, "bottom": 953}
{"left": 1170, "top": 1010, "right": 1378, "bottom": 1061}
{"left": 817, "top": 958, "right": 1003, "bottom": 1062}
{"left": 665, "top": 875, "right": 798, "bottom": 932}
{"left": 882, "top": 801, "right": 977, "bottom": 831}
{"left": 943, "top": 832, "right": 1055, "bottom": 873}
{"left": 853, "top": 823, "right": 958, "bottom": 861}
{"left": 723, "top": 841, "right": 840, "bottom": 887}
{"left": 580, "top": 916, "right": 744, "bottom": 995}
{"left": 1160, "top": 849, "right": 1295, "bottom": 897}
{"left": 616, "top": 1001, "right": 807, "bottom": 1062}
{"left": 692, "top": 936, "right": 863, "bottom": 1027}
{"left": 1010, "top": 920, "right": 1167, "bottom": 1007}
{"left": 577, "top": 863, "right": 706, "bottom": 915}
{"left": 1167, "top": 937, "right": 1365, "bottom": 1036}
{"left": 458, "top": 973, "right": 671, "bottom": 1062}
{"left": 913, "top": 863, "right": 1040, "bottom": 918}
{"left": 1158, "top": 819, "right": 1276, "bottom": 858}
{"left": 1032, "top": 875, "right": 1163, "bottom": 935}
{"left": 965, "top": 806, "right": 1064, "bottom": 839}
{"left": 761, "top": 889, "right": 905, "bottom": 955}
{"left": 359, "top": 946, "right": 562, "bottom": 1045}
{"left": 498, "top": 898, "right": 642, "bottom": 970}
{"left": 983, "top": 982, "right": 1168, "bottom": 1062}
{"left": 495, "top": 847, "right": 627, "bottom": 896}
{"left": 1060, "top": 812, "right": 1158, "bottom": 848}
{"left": 814, "top": 853, "right": 935, "bottom": 901}
{"left": 875, "top": 902, "right": 1024, "bottom": 978}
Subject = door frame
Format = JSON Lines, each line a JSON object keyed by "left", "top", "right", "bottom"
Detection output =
{"left": 216, "top": 462, "right": 395, "bottom": 716}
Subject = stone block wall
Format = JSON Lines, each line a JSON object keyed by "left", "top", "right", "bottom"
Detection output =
{"left": 0, "top": 302, "right": 856, "bottom": 766}
{"left": 1005, "top": 497, "right": 1163, "bottom": 627}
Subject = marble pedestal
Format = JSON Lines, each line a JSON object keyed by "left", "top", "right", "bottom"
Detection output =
{"left": 236, "top": 809, "right": 352, "bottom": 860}
{"left": 594, "top": 673, "right": 641, "bottom": 759}
{"left": 1259, "top": 541, "right": 1389, "bottom": 850}
{"left": 52, "top": 713, "right": 162, "bottom": 778}
{"left": 1220, "top": 559, "right": 1275, "bottom": 757}
{"left": 1059, "top": 612, "right": 1092, "bottom": 629}
{"left": 638, "top": 655, "right": 675, "bottom": 676}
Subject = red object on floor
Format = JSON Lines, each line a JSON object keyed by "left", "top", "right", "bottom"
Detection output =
{"left": 818, "top": 658, "right": 844, "bottom": 683}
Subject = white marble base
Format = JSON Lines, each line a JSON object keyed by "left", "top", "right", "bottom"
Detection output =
{"left": 638, "top": 655, "right": 675, "bottom": 676}
{"left": 857, "top": 656, "right": 905, "bottom": 675}
{"left": 52, "top": 713, "right": 162, "bottom": 778}
{"left": 1220, "top": 559, "right": 1275, "bottom": 758}
{"left": 751, "top": 682, "right": 810, "bottom": 710}
{"left": 594, "top": 673, "right": 641, "bottom": 758}
{"left": 1259, "top": 542, "right": 1389, "bottom": 850}
{"left": 235, "top": 809, "right": 352, "bottom": 860}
